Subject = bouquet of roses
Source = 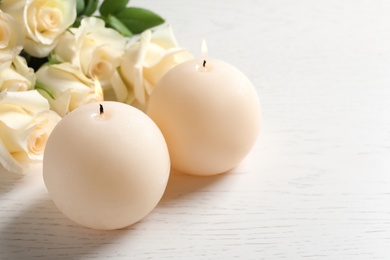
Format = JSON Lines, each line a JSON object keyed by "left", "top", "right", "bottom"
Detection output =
{"left": 0, "top": 0, "right": 193, "bottom": 174}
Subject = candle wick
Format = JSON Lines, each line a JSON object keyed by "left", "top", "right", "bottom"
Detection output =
{"left": 203, "top": 60, "right": 206, "bottom": 67}
{"left": 99, "top": 104, "right": 104, "bottom": 115}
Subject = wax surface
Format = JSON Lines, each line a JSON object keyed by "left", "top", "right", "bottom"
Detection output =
{"left": 147, "top": 59, "right": 261, "bottom": 176}
{"left": 43, "top": 102, "right": 170, "bottom": 230}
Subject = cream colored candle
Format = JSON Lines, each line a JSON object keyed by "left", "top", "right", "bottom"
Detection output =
{"left": 147, "top": 45, "right": 261, "bottom": 176}
{"left": 43, "top": 101, "right": 170, "bottom": 230}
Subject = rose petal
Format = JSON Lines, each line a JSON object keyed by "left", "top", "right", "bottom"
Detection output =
{"left": 143, "top": 49, "right": 194, "bottom": 94}
{"left": 0, "top": 68, "right": 29, "bottom": 91}
{"left": 0, "top": 90, "right": 49, "bottom": 119}
{"left": 52, "top": 30, "right": 76, "bottom": 63}
{"left": 135, "top": 30, "right": 152, "bottom": 67}
{"left": 150, "top": 25, "right": 178, "bottom": 49}
{"left": 36, "top": 63, "right": 96, "bottom": 116}
{"left": 26, "top": 110, "right": 61, "bottom": 160}
{"left": 0, "top": 138, "right": 23, "bottom": 174}
{"left": 142, "top": 44, "right": 165, "bottom": 68}
{"left": 113, "top": 25, "right": 194, "bottom": 106}
{"left": 12, "top": 56, "right": 36, "bottom": 87}
{"left": 0, "top": 10, "right": 24, "bottom": 63}
{"left": 0, "top": 103, "right": 32, "bottom": 130}
{"left": 88, "top": 45, "right": 123, "bottom": 87}
{"left": 73, "top": 17, "right": 126, "bottom": 73}
{"left": 110, "top": 70, "right": 130, "bottom": 103}
{"left": 1, "top": 0, "right": 77, "bottom": 57}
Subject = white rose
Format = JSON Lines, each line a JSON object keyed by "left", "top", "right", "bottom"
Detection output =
{"left": 0, "top": 90, "right": 61, "bottom": 174}
{"left": 0, "top": 10, "right": 24, "bottom": 67}
{"left": 36, "top": 62, "right": 102, "bottom": 117}
{"left": 0, "top": 56, "right": 36, "bottom": 91}
{"left": 0, "top": 0, "right": 76, "bottom": 57}
{"left": 53, "top": 17, "right": 126, "bottom": 88}
{"left": 111, "top": 25, "right": 193, "bottom": 109}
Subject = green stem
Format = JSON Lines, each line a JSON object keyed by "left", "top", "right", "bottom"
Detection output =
{"left": 35, "top": 83, "right": 56, "bottom": 100}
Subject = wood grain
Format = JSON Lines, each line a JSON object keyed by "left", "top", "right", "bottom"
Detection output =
{"left": 2, "top": 0, "right": 390, "bottom": 259}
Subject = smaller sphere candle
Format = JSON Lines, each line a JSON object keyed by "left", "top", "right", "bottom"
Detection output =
{"left": 147, "top": 44, "right": 261, "bottom": 176}
{"left": 43, "top": 102, "right": 170, "bottom": 230}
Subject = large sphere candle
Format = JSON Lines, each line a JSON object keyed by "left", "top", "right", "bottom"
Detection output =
{"left": 43, "top": 102, "right": 170, "bottom": 230}
{"left": 147, "top": 56, "right": 261, "bottom": 176}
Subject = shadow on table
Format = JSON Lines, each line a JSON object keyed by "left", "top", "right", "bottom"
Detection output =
{"left": 0, "top": 175, "right": 23, "bottom": 198}
{"left": 160, "top": 168, "right": 230, "bottom": 203}
{"left": 0, "top": 163, "right": 47, "bottom": 198}
{"left": 0, "top": 167, "right": 27, "bottom": 198}
{"left": 0, "top": 167, "right": 234, "bottom": 259}
{"left": 0, "top": 194, "right": 137, "bottom": 259}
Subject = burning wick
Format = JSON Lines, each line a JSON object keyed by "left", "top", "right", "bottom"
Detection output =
{"left": 94, "top": 76, "right": 104, "bottom": 101}
{"left": 203, "top": 60, "right": 206, "bottom": 67}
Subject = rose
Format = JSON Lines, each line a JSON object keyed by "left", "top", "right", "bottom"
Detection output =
{"left": 0, "top": 0, "right": 77, "bottom": 58}
{"left": 53, "top": 17, "right": 126, "bottom": 89}
{"left": 36, "top": 62, "right": 102, "bottom": 117}
{"left": 0, "top": 89, "right": 61, "bottom": 174}
{"left": 111, "top": 25, "right": 193, "bottom": 110}
{"left": 0, "top": 10, "right": 24, "bottom": 67}
{"left": 0, "top": 56, "right": 36, "bottom": 92}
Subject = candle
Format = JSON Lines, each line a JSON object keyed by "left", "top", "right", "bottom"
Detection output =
{"left": 43, "top": 101, "right": 170, "bottom": 230}
{"left": 147, "top": 41, "right": 261, "bottom": 176}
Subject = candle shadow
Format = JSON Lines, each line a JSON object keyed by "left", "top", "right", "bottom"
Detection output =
{"left": 0, "top": 167, "right": 25, "bottom": 198}
{"left": 160, "top": 168, "right": 229, "bottom": 203}
{"left": 0, "top": 194, "right": 136, "bottom": 259}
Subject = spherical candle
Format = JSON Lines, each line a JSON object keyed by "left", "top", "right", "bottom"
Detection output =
{"left": 147, "top": 58, "right": 261, "bottom": 176}
{"left": 43, "top": 101, "right": 170, "bottom": 230}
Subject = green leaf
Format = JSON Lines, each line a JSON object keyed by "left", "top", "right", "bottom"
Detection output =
{"left": 47, "top": 53, "right": 61, "bottom": 65}
{"left": 116, "top": 7, "right": 164, "bottom": 34}
{"left": 100, "top": 0, "right": 129, "bottom": 17}
{"left": 76, "top": 0, "right": 85, "bottom": 16}
{"left": 106, "top": 15, "right": 133, "bottom": 37}
{"left": 83, "top": 0, "right": 99, "bottom": 16}
{"left": 73, "top": 17, "right": 82, "bottom": 28}
{"left": 35, "top": 83, "right": 56, "bottom": 100}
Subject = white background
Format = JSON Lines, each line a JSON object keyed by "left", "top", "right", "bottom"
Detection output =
{"left": 1, "top": 0, "right": 390, "bottom": 259}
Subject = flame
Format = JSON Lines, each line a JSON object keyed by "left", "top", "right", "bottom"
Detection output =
{"left": 94, "top": 76, "right": 104, "bottom": 101}
{"left": 201, "top": 39, "right": 207, "bottom": 61}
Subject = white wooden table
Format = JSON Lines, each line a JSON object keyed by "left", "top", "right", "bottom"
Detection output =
{"left": 2, "top": 0, "right": 390, "bottom": 259}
